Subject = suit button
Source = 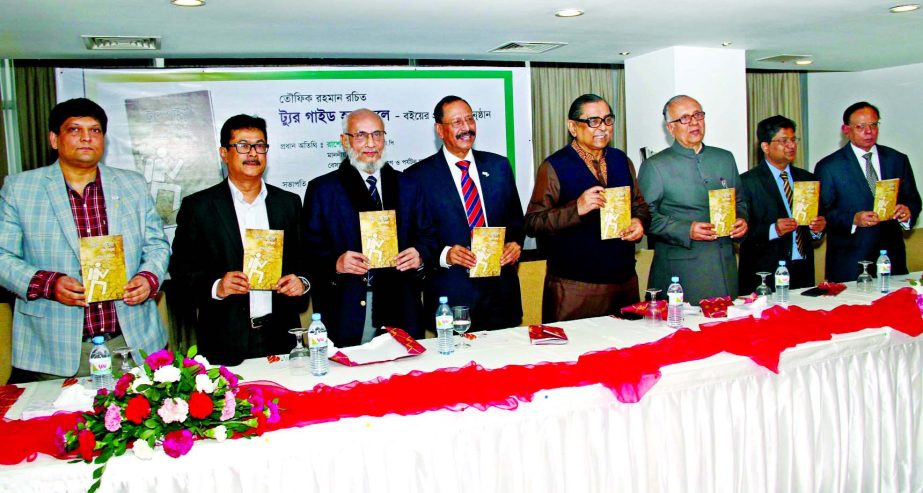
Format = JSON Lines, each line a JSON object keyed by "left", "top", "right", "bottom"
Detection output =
{"left": 360, "top": 300, "right": 367, "bottom": 307}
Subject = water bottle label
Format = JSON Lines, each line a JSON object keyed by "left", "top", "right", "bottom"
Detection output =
{"left": 775, "top": 274, "right": 789, "bottom": 286}
{"left": 668, "top": 293, "right": 683, "bottom": 305}
{"left": 90, "top": 357, "right": 111, "bottom": 375}
{"left": 877, "top": 263, "right": 891, "bottom": 274}
{"left": 308, "top": 333, "right": 327, "bottom": 348}
{"left": 436, "top": 315, "right": 453, "bottom": 330}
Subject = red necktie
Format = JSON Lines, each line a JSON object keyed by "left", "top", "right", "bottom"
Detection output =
{"left": 456, "top": 160, "right": 486, "bottom": 230}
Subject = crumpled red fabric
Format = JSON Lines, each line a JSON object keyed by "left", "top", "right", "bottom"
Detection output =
{"left": 699, "top": 296, "right": 734, "bottom": 318}
{"left": 817, "top": 282, "right": 847, "bottom": 296}
{"left": 620, "top": 300, "right": 667, "bottom": 319}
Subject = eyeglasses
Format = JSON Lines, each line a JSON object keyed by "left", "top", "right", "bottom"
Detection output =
{"left": 442, "top": 115, "right": 477, "bottom": 128}
{"left": 344, "top": 130, "right": 387, "bottom": 143}
{"left": 572, "top": 114, "right": 615, "bottom": 128}
{"left": 229, "top": 142, "right": 269, "bottom": 154}
{"left": 771, "top": 137, "right": 801, "bottom": 145}
{"left": 851, "top": 121, "right": 881, "bottom": 131}
{"left": 668, "top": 111, "right": 706, "bottom": 125}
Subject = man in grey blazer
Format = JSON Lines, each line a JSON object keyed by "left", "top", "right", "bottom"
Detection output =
{"left": 0, "top": 98, "right": 169, "bottom": 380}
{"left": 638, "top": 95, "right": 748, "bottom": 304}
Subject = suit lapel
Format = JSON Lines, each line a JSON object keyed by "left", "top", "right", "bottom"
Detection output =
{"left": 434, "top": 152, "right": 470, "bottom": 226}
{"left": 336, "top": 160, "right": 378, "bottom": 212}
{"left": 44, "top": 163, "right": 81, "bottom": 257}
{"left": 473, "top": 151, "right": 499, "bottom": 226}
{"left": 380, "top": 164, "right": 399, "bottom": 210}
{"left": 841, "top": 145, "right": 874, "bottom": 201}
{"left": 100, "top": 166, "right": 126, "bottom": 239}
{"left": 757, "top": 163, "right": 789, "bottom": 215}
{"left": 212, "top": 181, "right": 244, "bottom": 260}
{"left": 877, "top": 146, "right": 897, "bottom": 181}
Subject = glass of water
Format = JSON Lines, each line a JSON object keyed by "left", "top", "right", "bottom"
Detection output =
{"left": 452, "top": 306, "right": 471, "bottom": 349}
{"left": 857, "top": 260, "right": 874, "bottom": 293}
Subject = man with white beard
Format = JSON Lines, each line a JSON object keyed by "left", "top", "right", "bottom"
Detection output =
{"left": 302, "top": 109, "right": 430, "bottom": 346}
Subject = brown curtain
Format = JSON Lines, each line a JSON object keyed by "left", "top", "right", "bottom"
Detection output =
{"left": 746, "top": 71, "right": 804, "bottom": 169}
{"left": 15, "top": 65, "right": 57, "bottom": 170}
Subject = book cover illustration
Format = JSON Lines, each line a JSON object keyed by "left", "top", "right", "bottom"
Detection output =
{"left": 470, "top": 227, "right": 505, "bottom": 278}
{"left": 792, "top": 181, "right": 820, "bottom": 226}
{"left": 708, "top": 188, "right": 736, "bottom": 237}
{"left": 243, "top": 229, "right": 284, "bottom": 290}
{"left": 873, "top": 178, "right": 900, "bottom": 220}
{"left": 600, "top": 186, "right": 631, "bottom": 240}
{"left": 79, "top": 235, "right": 127, "bottom": 303}
{"left": 359, "top": 210, "right": 399, "bottom": 269}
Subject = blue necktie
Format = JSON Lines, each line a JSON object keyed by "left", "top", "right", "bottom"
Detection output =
{"left": 367, "top": 175, "right": 382, "bottom": 210}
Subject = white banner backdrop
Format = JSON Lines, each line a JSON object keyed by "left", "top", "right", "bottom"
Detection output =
{"left": 56, "top": 67, "right": 534, "bottom": 240}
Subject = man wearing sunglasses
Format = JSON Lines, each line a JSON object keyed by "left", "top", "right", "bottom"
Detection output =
{"left": 638, "top": 95, "right": 749, "bottom": 304}
{"left": 302, "top": 109, "right": 427, "bottom": 347}
{"left": 525, "top": 94, "right": 649, "bottom": 322}
{"left": 170, "top": 114, "right": 309, "bottom": 365}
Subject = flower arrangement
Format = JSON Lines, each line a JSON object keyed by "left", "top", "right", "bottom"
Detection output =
{"left": 62, "top": 346, "right": 279, "bottom": 493}
{"left": 908, "top": 275, "right": 923, "bottom": 314}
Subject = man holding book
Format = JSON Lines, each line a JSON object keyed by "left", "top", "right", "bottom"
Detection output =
{"left": 524, "top": 94, "right": 649, "bottom": 322}
{"left": 302, "top": 109, "right": 427, "bottom": 347}
{"left": 814, "top": 102, "right": 920, "bottom": 282}
{"left": 0, "top": 98, "right": 169, "bottom": 380}
{"left": 638, "top": 95, "right": 749, "bottom": 304}
{"left": 739, "top": 115, "right": 826, "bottom": 294}
{"left": 170, "top": 114, "right": 308, "bottom": 365}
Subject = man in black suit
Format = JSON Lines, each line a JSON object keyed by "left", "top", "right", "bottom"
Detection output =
{"left": 170, "top": 114, "right": 309, "bottom": 365}
{"left": 403, "top": 96, "right": 524, "bottom": 331}
{"left": 814, "top": 102, "right": 921, "bottom": 282}
{"left": 739, "top": 115, "right": 826, "bottom": 294}
{"left": 302, "top": 109, "right": 427, "bottom": 347}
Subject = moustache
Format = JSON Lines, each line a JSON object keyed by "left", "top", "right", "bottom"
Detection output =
{"left": 455, "top": 130, "right": 476, "bottom": 140}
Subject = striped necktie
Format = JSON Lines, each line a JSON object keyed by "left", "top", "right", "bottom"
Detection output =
{"left": 455, "top": 160, "right": 486, "bottom": 230}
{"left": 366, "top": 175, "right": 382, "bottom": 210}
{"left": 863, "top": 152, "right": 878, "bottom": 192}
{"left": 780, "top": 171, "right": 805, "bottom": 257}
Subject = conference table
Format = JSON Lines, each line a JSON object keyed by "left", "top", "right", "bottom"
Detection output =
{"left": 1, "top": 276, "right": 921, "bottom": 493}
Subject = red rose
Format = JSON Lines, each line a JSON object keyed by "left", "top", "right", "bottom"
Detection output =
{"left": 77, "top": 429, "right": 96, "bottom": 461}
{"left": 114, "top": 373, "right": 134, "bottom": 398}
{"left": 188, "top": 392, "right": 214, "bottom": 419}
{"left": 125, "top": 395, "right": 151, "bottom": 424}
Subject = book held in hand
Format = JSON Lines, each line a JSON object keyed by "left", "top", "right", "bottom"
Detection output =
{"left": 359, "top": 210, "right": 399, "bottom": 269}
{"left": 708, "top": 188, "right": 736, "bottom": 237}
{"left": 873, "top": 178, "right": 899, "bottom": 221}
{"left": 792, "top": 181, "right": 820, "bottom": 226}
{"left": 244, "top": 229, "right": 283, "bottom": 290}
{"left": 470, "top": 227, "right": 505, "bottom": 278}
{"left": 79, "top": 235, "right": 127, "bottom": 303}
{"left": 601, "top": 186, "right": 631, "bottom": 240}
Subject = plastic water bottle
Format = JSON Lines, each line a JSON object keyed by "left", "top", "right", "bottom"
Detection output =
{"left": 307, "top": 313, "right": 329, "bottom": 376}
{"left": 666, "top": 276, "right": 684, "bottom": 329}
{"left": 436, "top": 296, "right": 454, "bottom": 355}
{"left": 774, "top": 260, "right": 790, "bottom": 304}
{"left": 89, "top": 336, "right": 114, "bottom": 391}
{"left": 877, "top": 249, "right": 891, "bottom": 293}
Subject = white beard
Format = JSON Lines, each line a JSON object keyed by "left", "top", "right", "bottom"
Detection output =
{"left": 346, "top": 146, "right": 386, "bottom": 174}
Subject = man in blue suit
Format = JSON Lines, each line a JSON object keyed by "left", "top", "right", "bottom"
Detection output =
{"left": 302, "top": 109, "right": 427, "bottom": 347}
{"left": 815, "top": 102, "right": 921, "bottom": 282}
{"left": 403, "top": 96, "right": 524, "bottom": 331}
{"left": 0, "top": 98, "right": 169, "bottom": 380}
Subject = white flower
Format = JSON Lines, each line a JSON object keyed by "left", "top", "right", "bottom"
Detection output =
{"left": 130, "top": 367, "right": 144, "bottom": 378}
{"left": 195, "top": 374, "right": 216, "bottom": 394}
{"left": 210, "top": 425, "right": 228, "bottom": 442}
{"left": 193, "top": 355, "right": 212, "bottom": 369}
{"left": 153, "top": 365, "right": 182, "bottom": 383}
{"left": 132, "top": 439, "right": 154, "bottom": 460}
{"left": 131, "top": 373, "right": 153, "bottom": 392}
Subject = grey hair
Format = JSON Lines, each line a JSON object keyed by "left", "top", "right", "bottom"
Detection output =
{"left": 341, "top": 108, "right": 382, "bottom": 133}
{"left": 662, "top": 95, "right": 697, "bottom": 121}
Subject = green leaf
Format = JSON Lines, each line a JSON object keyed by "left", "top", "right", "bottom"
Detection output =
{"left": 92, "top": 463, "right": 107, "bottom": 479}
{"left": 144, "top": 418, "right": 159, "bottom": 429}
{"left": 186, "top": 345, "right": 198, "bottom": 359}
{"left": 88, "top": 479, "right": 102, "bottom": 493}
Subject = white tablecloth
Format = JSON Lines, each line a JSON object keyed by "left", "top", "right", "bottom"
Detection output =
{"left": 1, "top": 278, "right": 921, "bottom": 493}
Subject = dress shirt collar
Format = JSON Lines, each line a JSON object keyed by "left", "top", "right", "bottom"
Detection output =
{"left": 850, "top": 143, "right": 878, "bottom": 162}
{"left": 228, "top": 178, "right": 267, "bottom": 207}
{"left": 442, "top": 146, "right": 475, "bottom": 167}
{"left": 765, "top": 160, "right": 792, "bottom": 180}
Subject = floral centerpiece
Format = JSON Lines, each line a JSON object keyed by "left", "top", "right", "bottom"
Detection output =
{"left": 907, "top": 274, "right": 923, "bottom": 314}
{"left": 61, "top": 346, "right": 279, "bottom": 493}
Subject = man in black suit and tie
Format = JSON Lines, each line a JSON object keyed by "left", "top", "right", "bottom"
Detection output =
{"left": 170, "top": 114, "right": 309, "bottom": 365}
{"left": 403, "top": 95, "right": 524, "bottom": 331}
{"left": 739, "top": 115, "right": 826, "bottom": 294}
{"left": 814, "top": 102, "right": 921, "bottom": 282}
{"left": 302, "top": 109, "right": 427, "bottom": 347}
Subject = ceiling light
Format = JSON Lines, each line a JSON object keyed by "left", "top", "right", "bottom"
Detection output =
{"left": 82, "top": 36, "right": 161, "bottom": 51}
{"left": 555, "top": 8, "right": 584, "bottom": 17}
{"left": 171, "top": 0, "right": 205, "bottom": 6}
{"left": 890, "top": 4, "right": 920, "bottom": 12}
{"left": 794, "top": 59, "right": 813, "bottom": 65}
{"left": 619, "top": 51, "right": 631, "bottom": 56}
{"left": 721, "top": 41, "right": 733, "bottom": 47}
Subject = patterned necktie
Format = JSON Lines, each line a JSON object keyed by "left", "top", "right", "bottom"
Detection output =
{"left": 780, "top": 171, "right": 805, "bottom": 257}
{"left": 455, "top": 160, "right": 486, "bottom": 230}
{"left": 366, "top": 175, "right": 382, "bottom": 210}
{"left": 863, "top": 152, "right": 878, "bottom": 192}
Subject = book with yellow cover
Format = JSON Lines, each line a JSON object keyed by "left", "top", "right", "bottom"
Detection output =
{"left": 79, "top": 235, "right": 127, "bottom": 303}
{"left": 359, "top": 210, "right": 399, "bottom": 269}
{"left": 600, "top": 186, "right": 631, "bottom": 240}
{"left": 873, "top": 178, "right": 900, "bottom": 220}
{"left": 243, "top": 229, "right": 283, "bottom": 290}
{"left": 470, "top": 227, "right": 505, "bottom": 278}
{"left": 792, "top": 181, "right": 820, "bottom": 226}
{"left": 708, "top": 188, "right": 736, "bottom": 237}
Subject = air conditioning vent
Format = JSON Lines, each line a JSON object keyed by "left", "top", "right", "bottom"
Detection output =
{"left": 82, "top": 36, "right": 161, "bottom": 51}
{"left": 756, "top": 54, "right": 812, "bottom": 64}
{"left": 490, "top": 42, "right": 566, "bottom": 54}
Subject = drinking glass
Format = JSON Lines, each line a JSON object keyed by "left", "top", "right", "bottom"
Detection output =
{"left": 288, "top": 328, "right": 309, "bottom": 375}
{"left": 645, "top": 288, "right": 662, "bottom": 327}
{"left": 111, "top": 346, "right": 135, "bottom": 377}
{"left": 452, "top": 306, "right": 471, "bottom": 348}
{"left": 857, "top": 260, "right": 874, "bottom": 293}
{"left": 755, "top": 272, "right": 773, "bottom": 298}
